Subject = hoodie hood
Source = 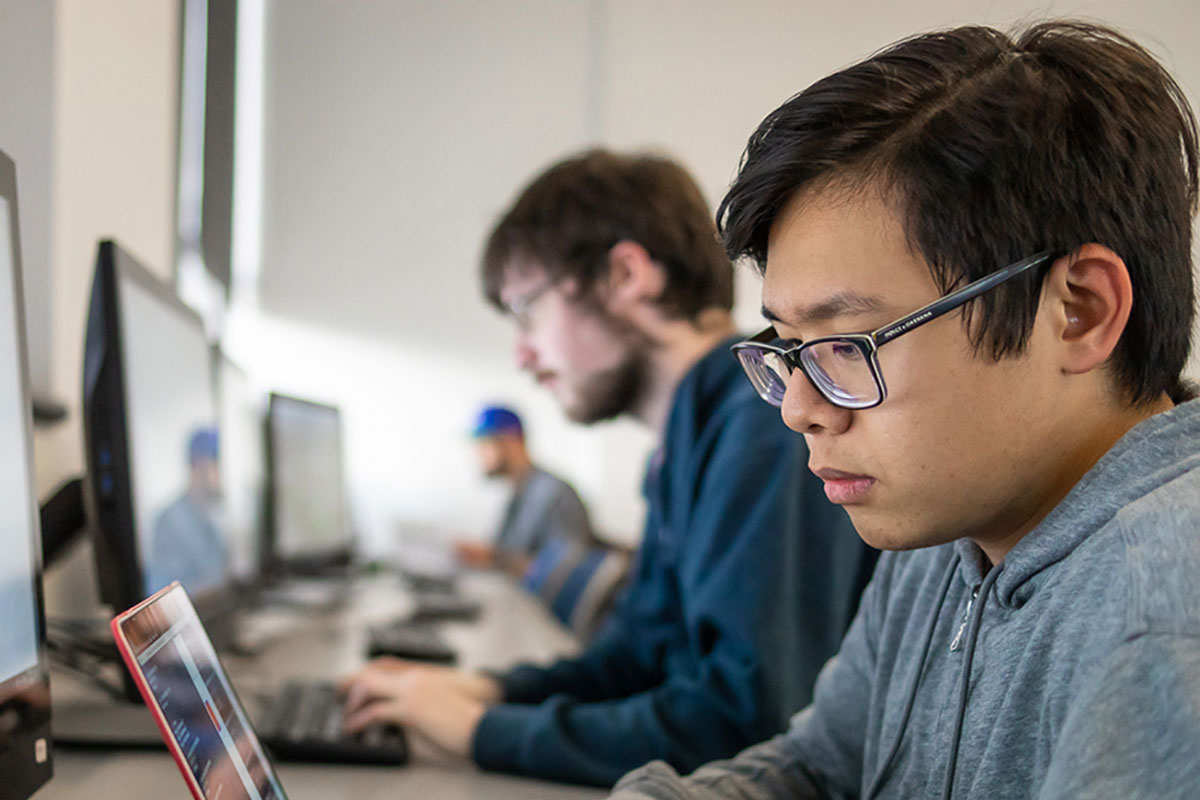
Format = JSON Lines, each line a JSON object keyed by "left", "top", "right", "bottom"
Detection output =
{"left": 954, "top": 398, "right": 1200, "bottom": 607}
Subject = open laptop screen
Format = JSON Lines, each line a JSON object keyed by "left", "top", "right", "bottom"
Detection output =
{"left": 111, "top": 584, "right": 287, "bottom": 800}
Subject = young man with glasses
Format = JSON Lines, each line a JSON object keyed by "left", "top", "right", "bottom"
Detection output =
{"left": 612, "top": 21, "right": 1200, "bottom": 799}
{"left": 339, "top": 149, "right": 877, "bottom": 786}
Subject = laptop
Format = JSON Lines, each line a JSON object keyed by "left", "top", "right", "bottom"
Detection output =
{"left": 111, "top": 583, "right": 405, "bottom": 799}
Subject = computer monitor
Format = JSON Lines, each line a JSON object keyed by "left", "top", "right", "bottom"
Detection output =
{"left": 214, "top": 350, "right": 265, "bottom": 585}
{"left": 82, "top": 240, "right": 236, "bottom": 633}
{"left": 263, "top": 392, "right": 352, "bottom": 575}
{"left": 0, "top": 149, "right": 54, "bottom": 799}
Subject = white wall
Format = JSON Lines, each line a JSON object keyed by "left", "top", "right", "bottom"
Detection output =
{"left": 0, "top": 0, "right": 55, "bottom": 397}
{"left": 39, "top": 0, "right": 179, "bottom": 615}
{"left": 42, "top": 0, "right": 179, "bottom": 491}
{"left": 248, "top": 0, "right": 1200, "bottom": 558}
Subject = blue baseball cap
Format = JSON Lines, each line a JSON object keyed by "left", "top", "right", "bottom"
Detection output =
{"left": 188, "top": 427, "right": 219, "bottom": 463}
{"left": 471, "top": 405, "right": 523, "bottom": 438}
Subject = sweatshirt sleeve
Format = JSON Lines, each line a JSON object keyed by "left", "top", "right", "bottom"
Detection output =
{"left": 1037, "top": 631, "right": 1200, "bottom": 798}
{"left": 496, "top": 612, "right": 661, "bottom": 705}
{"left": 610, "top": 558, "right": 890, "bottom": 799}
{"left": 473, "top": 402, "right": 858, "bottom": 787}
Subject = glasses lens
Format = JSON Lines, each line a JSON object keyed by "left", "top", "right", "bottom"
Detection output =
{"left": 508, "top": 282, "right": 554, "bottom": 331}
{"left": 735, "top": 347, "right": 787, "bottom": 407}
{"left": 799, "top": 340, "right": 880, "bottom": 408}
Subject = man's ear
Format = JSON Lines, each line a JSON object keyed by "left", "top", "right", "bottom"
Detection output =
{"left": 1042, "top": 243, "right": 1132, "bottom": 375}
{"left": 602, "top": 240, "right": 666, "bottom": 313}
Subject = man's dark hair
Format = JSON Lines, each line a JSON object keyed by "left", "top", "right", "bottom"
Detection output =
{"left": 482, "top": 149, "right": 733, "bottom": 319}
{"left": 718, "top": 21, "right": 1198, "bottom": 405}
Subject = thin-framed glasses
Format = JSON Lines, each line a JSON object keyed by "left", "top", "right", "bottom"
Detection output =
{"left": 732, "top": 250, "right": 1057, "bottom": 409}
{"left": 506, "top": 280, "right": 556, "bottom": 331}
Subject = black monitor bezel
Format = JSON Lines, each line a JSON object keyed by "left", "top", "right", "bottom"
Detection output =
{"left": 81, "top": 240, "right": 239, "bottom": 645}
{"left": 0, "top": 149, "right": 54, "bottom": 798}
{"left": 262, "top": 391, "right": 353, "bottom": 577}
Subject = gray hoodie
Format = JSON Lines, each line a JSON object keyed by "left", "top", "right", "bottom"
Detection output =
{"left": 612, "top": 400, "right": 1200, "bottom": 799}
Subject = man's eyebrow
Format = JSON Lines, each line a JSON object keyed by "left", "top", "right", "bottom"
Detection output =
{"left": 761, "top": 293, "right": 888, "bottom": 326}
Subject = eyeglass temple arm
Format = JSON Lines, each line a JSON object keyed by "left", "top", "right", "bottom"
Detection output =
{"left": 743, "top": 325, "right": 778, "bottom": 344}
{"left": 871, "top": 251, "right": 1056, "bottom": 347}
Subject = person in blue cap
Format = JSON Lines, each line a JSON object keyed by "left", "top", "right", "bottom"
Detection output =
{"left": 146, "top": 426, "right": 228, "bottom": 595}
{"left": 456, "top": 404, "right": 594, "bottom": 578}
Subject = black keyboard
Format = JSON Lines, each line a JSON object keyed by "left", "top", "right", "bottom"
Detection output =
{"left": 409, "top": 592, "right": 482, "bottom": 623}
{"left": 256, "top": 680, "right": 407, "bottom": 765}
{"left": 366, "top": 622, "right": 457, "bottom": 663}
{"left": 401, "top": 571, "right": 459, "bottom": 595}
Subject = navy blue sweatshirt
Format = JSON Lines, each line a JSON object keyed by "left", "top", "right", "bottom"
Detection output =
{"left": 472, "top": 338, "right": 876, "bottom": 786}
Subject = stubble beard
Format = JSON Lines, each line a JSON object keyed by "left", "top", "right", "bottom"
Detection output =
{"left": 564, "top": 315, "right": 653, "bottom": 425}
{"left": 565, "top": 353, "right": 646, "bottom": 424}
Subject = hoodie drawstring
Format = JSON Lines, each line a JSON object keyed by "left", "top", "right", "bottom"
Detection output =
{"left": 864, "top": 559, "right": 958, "bottom": 800}
{"left": 939, "top": 564, "right": 1003, "bottom": 800}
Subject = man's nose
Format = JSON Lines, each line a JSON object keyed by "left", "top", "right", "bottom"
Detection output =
{"left": 513, "top": 330, "right": 537, "bottom": 371}
{"left": 780, "top": 368, "right": 852, "bottom": 436}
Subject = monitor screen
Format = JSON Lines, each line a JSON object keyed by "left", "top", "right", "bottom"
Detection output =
{"left": 217, "top": 354, "right": 264, "bottom": 583}
{"left": 119, "top": 271, "right": 225, "bottom": 598}
{"left": 0, "top": 150, "right": 53, "bottom": 800}
{"left": 266, "top": 394, "right": 350, "bottom": 568}
{"left": 112, "top": 585, "right": 286, "bottom": 800}
{"left": 83, "top": 241, "right": 233, "bottom": 625}
{"left": 0, "top": 195, "right": 39, "bottom": 696}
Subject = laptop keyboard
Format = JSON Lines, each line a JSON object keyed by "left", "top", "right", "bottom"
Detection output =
{"left": 256, "top": 680, "right": 407, "bottom": 765}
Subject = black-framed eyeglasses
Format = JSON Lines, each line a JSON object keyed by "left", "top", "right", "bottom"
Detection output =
{"left": 732, "top": 250, "right": 1057, "bottom": 409}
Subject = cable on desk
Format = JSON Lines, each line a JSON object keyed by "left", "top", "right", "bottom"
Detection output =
{"left": 46, "top": 617, "right": 127, "bottom": 701}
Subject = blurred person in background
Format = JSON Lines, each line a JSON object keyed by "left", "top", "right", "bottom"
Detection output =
{"left": 342, "top": 150, "right": 877, "bottom": 786}
{"left": 147, "top": 427, "right": 227, "bottom": 594}
{"left": 455, "top": 404, "right": 595, "bottom": 578}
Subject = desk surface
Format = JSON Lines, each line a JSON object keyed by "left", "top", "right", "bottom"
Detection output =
{"left": 45, "top": 751, "right": 605, "bottom": 800}
{"left": 40, "top": 572, "right": 607, "bottom": 800}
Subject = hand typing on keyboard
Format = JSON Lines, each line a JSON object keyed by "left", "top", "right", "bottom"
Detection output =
{"left": 256, "top": 680, "right": 408, "bottom": 765}
{"left": 340, "top": 659, "right": 501, "bottom": 758}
